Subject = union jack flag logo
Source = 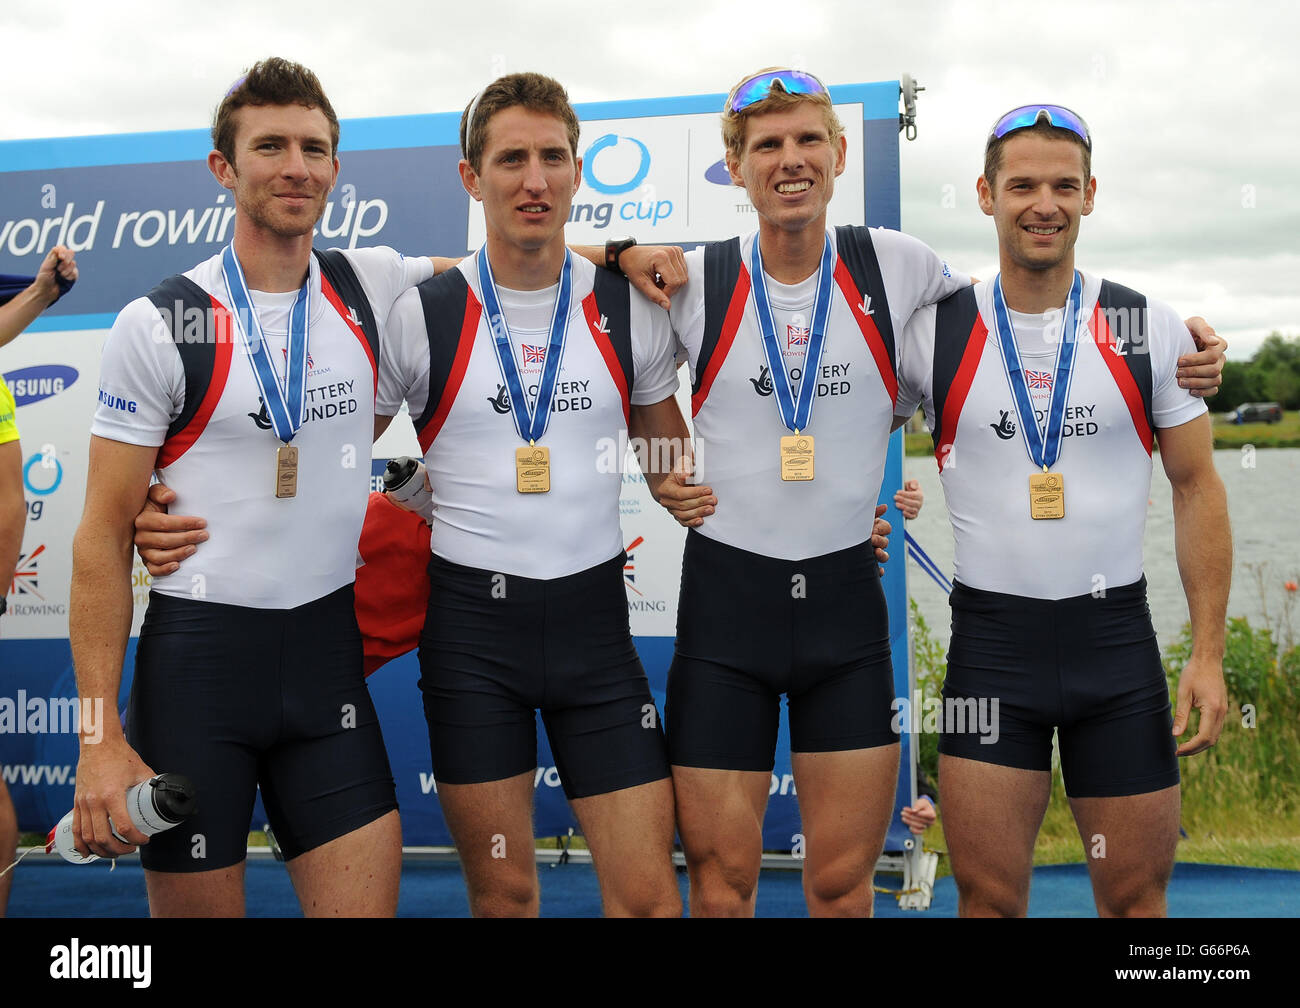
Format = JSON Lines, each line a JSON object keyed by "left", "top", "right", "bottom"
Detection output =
{"left": 1027, "top": 370, "right": 1053, "bottom": 390}
{"left": 10, "top": 543, "right": 45, "bottom": 599}
{"left": 787, "top": 324, "right": 810, "bottom": 348}
{"left": 522, "top": 344, "right": 547, "bottom": 364}
{"left": 281, "top": 348, "right": 316, "bottom": 369}
{"left": 623, "top": 536, "right": 644, "bottom": 596}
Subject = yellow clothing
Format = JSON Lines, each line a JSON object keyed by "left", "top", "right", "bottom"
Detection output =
{"left": 0, "top": 375, "right": 18, "bottom": 445}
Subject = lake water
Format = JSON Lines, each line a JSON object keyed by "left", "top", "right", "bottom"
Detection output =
{"left": 902, "top": 447, "right": 1300, "bottom": 655}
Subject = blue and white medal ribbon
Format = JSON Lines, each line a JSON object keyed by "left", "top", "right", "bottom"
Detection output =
{"left": 220, "top": 244, "right": 311, "bottom": 445}
{"left": 478, "top": 246, "right": 572, "bottom": 445}
{"left": 749, "top": 233, "right": 836, "bottom": 435}
{"left": 991, "top": 270, "right": 1083, "bottom": 471}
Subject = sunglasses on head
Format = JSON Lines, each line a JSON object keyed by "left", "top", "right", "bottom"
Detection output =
{"left": 727, "top": 70, "right": 829, "bottom": 113}
{"left": 987, "top": 105, "right": 1092, "bottom": 150}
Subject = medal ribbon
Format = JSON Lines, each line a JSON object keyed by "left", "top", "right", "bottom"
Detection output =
{"left": 479, "top": 247, "right": 572, "bottom": 444}
{"left": 749, "top": 233, "right": 835, "bottom": 433}
{"left": 221, "top": 244, "right": 311, "bottom": 445}
{"left": 991, "top": 271, "right": 1083, "bottom": 470}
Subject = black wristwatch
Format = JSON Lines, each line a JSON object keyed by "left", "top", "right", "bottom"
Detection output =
{"left": 604, "top": 236, "right": 637, "bottom": 275}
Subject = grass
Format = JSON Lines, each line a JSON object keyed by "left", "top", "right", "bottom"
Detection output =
{"left": 904, "top": 429, "right": 933, "bottom": 458}
{"left": 1210, "top": 410, "right": 1300, "bottom": 449}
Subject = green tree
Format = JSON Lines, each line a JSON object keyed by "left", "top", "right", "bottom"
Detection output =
{"left": 1244, "top": 332, "right": 1300, "bottom": 410}
{"left": 1252, "top": 332, "right": 1300, "bottom": 370}
{"left": 1218, "top": 360, "right": 1260, "bottom": 411}
{"left": 1265, "top": 367, "right": 1300, "bottom": 409}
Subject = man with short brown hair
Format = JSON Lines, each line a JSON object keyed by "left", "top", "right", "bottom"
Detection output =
{"left": 895, "top": 105, "right": 1229, "bottom": 917}
{"left": 70, "top": 57, "right": 435, "bottom": 917}
{"left": 374, "top": 72, "right": 685, "bottom": 917}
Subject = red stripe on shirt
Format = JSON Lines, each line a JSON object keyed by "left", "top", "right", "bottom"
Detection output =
{"left": 157, "top": 295, "right": 234, "bottom": 469}
{"left": 691, "top": 265, "right": 751, "bottom": 417}
{"left": 1089, "top": 302, "right": 1153, "bottom": 455}
{"left": 320, "top": 273, "right": 377, "bottom": 396}
{"left": 583, "top": 292, "right": 630, "bottom": 427}
{"left": 935, "top": 315, "right": 988, "bottom": 471}
{"left": 417, "top": 288, "right": 479, "bottom": 454}
{"left": 833, "top": 259, "right": 898, "bottom": 407}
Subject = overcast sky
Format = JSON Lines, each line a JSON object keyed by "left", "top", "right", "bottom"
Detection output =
{"left": 1, "top": 0, "right": 1295, "bottom": 357}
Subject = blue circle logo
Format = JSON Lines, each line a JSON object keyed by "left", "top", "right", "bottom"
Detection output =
{"left": 23, "top": 453, "right": 63, "bottom": 496}
{"left": 583, "top": 134, "right": 651, "bottom": 195}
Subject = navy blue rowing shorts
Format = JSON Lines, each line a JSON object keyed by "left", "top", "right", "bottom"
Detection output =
{"left": 127, "top": 584, "right": 397, "bottom": 872}
{"left": 667, "top": 530, "right": 897, "bottom": 772}
{"left": 418, "top": 552, "right": 669, "bottom": 800}
{"left": 939, "top": 577, "right": 1179, "bottom": 798}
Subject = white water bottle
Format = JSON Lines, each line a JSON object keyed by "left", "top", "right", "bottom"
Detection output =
{"left": 383, "top": 456, "right": 433, "bottom": 521}
{"left": 46, "top": 773, "right": 197, "bottom": 864}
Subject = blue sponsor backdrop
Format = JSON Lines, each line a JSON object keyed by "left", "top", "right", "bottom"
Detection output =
{"left": 0, "top": 83, "right": 915, "bottom": 855}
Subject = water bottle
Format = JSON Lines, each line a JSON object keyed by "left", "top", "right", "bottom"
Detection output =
{"left": 46, "top": 773, "right": 197, "bottom": 864}
{"left": 383, "top": 456, "right": 432, "bottom": 518}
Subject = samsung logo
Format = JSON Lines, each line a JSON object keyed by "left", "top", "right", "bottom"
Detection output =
{"left": 4, "top": 365, "right": 79, "bottom": 406}
{"left": 97, "top": 389, "right": 138, "bottom": 413}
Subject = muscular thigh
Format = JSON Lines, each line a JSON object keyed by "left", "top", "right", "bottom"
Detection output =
{"left": 1069, "top": 785, "right": 1180, "bottom": 908}
{"left": 791, "top": 745, "right": 900, "bottom": 859}
{"left": 672, "top": 765, "right": 771, "bottom": 864}
{"left": 939, "top": 754, "right": 1051, "bottom": 890}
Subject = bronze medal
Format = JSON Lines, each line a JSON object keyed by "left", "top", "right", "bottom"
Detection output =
{"left": 275, "top": 444, "right": 299, "bottom": 499}
{"left": 516, "top": 445, "right": 551, "bottom": 493}
{"left": 780, "top": 435, "right": 815, "bottom": 482}
{"left": 1029, "top": 470, "right": 1064, "bottom": 519}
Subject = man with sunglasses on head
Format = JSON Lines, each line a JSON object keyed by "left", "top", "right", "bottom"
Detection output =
{"left": 597, "top": 70, "right": 1225, "bottom": 919}
{"left": 645, "top": 68, "right": 969, "bottom": 918}
{"left": 893, "top": 105, "right": 1230, "bottom": 917}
